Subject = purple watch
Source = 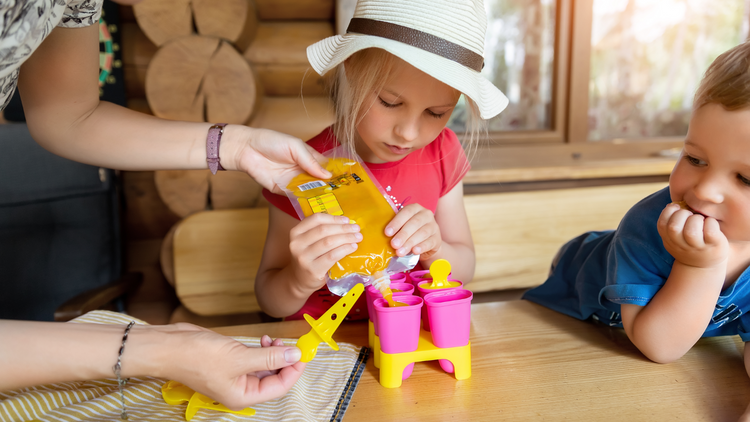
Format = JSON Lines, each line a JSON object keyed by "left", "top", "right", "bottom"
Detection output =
{"left": 206, "top": 123, "right": 228, "bottom": 175}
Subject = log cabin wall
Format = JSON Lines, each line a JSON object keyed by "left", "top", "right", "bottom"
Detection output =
{"left": 119, "top": 0, "right": 336, "bottom": 323}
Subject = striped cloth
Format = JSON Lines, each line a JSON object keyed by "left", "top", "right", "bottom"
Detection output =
{"left": 0, "top": 311, "right": 368, "bottom": 422}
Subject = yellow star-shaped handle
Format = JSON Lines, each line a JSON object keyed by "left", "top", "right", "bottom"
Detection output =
{"left": 296, "top": 283, "right": 364, "bottom": 362}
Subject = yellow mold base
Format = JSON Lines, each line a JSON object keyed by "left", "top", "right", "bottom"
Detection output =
{"left": 368, "top": 320, "right": 471, "bottom": 388}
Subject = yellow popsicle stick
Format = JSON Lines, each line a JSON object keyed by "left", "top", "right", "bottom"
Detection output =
{"left": 161, "top": 381, "right": 256, "bottom": 421}
{"left": 186, "top": 393, "right": 256, "bottom": 420}
{"left": 161, "top": 380, "right": 194, "bottom": 405}
{"left": 422, "top": 259, "right": 461, "bottom": 290}
{"left": 296, "top": 283, "right": 364, "bottom": 362}
{"left": 379, "top": 286, "right": 408, "bottom": 307}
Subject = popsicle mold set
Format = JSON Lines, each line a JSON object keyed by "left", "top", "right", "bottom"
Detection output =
{"left": 296, "top": 260, "right": 473, "bottom": 388}
{"left": 366, "top": 259, "right": 472, "bottom": 388}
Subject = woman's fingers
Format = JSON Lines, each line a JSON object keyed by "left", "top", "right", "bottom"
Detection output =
{"left": 234, "top": 362, "right": 306, "bottom": 409}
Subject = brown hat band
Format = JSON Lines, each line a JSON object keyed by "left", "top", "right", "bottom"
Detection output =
{"left": 346, "top": 18, "right": 484, "bottom": 72}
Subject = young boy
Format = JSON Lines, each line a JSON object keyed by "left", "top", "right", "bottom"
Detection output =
{"left": 523, "top": 40, "right": 750, "bottom": 372}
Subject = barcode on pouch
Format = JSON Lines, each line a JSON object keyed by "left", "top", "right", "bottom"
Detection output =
{"left": 297, "top": 180, "right": 327, "bottom": 191}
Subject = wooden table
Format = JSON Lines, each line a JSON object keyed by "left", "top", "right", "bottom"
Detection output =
{"left": 214, "top": 301, "right": 750, "bottom": 421}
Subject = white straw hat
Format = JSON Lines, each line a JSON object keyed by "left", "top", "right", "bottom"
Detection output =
{"left": 307, "top": 0, "right": 509, "bottom": 120}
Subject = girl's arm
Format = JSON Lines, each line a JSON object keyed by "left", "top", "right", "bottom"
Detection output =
{"left": 255, "top": 208, "right": 362, "bottom": 318}
{"left": 0, "top": 320, "right": 305, "bottom": 409}
{"left": 385, "top": 182, "right": 475, "bottom": 283}
{"left": 18, "top": 25, "right": 328, "bottom": 191}
{"left": 620, "top": 203, "right": 728, "bottom": 363}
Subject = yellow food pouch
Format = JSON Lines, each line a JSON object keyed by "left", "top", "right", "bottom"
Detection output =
{"left": 281, "top": 146, "right": 417, "bottom": 295}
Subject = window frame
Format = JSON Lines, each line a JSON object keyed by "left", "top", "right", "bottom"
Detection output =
{"left": 467, "top": 0, "right": 709, "bottom": 186}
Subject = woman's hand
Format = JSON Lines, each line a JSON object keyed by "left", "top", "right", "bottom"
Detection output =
{"left": 144, "top": 323, "right": 306, "bottom": 410}
{"left": 225, "top": 126, "right": 331, "bottom": 194}
{"left": 385, "top": 204, "right": 441, "bottom": 260}
{"left": 288, "top": 213, "right": 363, "bottom": 294}
{"left": 657, "top": 203, "right": 728, "bottom": 269}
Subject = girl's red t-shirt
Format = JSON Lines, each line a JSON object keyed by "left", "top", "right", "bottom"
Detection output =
{"left": 262, "top": 126, "right": 470, "bottom": 320}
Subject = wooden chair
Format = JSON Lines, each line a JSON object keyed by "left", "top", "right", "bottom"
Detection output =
{"left": 166, "top": 207, "right": 277, "bottom": 326}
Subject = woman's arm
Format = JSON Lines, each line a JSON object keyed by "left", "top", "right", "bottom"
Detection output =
{"left": 0, "top": 320, "right": 305, "bottom": 409}
{"left": 17, "top": 25, "right": 329, "bottom": 192}
{"left": 620, "top": 203, "right": 728, "bottom": 363}
{"left": 255, "top": 208, "right": 362, "bottom": 318}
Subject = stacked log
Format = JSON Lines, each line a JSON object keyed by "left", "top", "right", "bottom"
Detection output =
{"left": 146, "top": 35, "right": 260, "bottom": 123}
{"left": 129, "top": 0, "right": 334, "bottom": 130}
{"left": 245, "top": 22, "right": 333, "bottom": 96}
{"left": 123, "top": 0, "right": 336, "bottom": 219}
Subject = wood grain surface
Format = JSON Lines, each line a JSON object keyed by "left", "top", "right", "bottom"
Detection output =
{"left": 215, "top": 300, "right": 750, "bottom": 421}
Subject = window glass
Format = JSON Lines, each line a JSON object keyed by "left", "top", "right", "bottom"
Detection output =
{"left": 588, "top": 0, "right": 749, "bottom": 141}
{"left": 449, "top": 0, "right": 557, "bottom": 133}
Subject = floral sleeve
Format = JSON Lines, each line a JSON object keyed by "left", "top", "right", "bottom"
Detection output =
{"left": 58, "top": 0, "right": 103, "bottom": 28}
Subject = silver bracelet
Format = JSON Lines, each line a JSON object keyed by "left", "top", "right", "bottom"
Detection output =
{"left": 113, "top": 321, "right": 136, "bottom": 420}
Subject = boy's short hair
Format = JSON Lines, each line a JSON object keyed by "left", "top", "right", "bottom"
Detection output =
{"left": 694, "top": 40, "right": 750, "bottom": 111}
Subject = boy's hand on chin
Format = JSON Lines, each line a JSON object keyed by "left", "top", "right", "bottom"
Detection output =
{"left": 657, "top": 203, "right": 729, "bottom": 269}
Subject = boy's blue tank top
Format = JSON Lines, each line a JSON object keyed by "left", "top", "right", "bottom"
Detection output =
{"left": 523, "top": 187, "right": 750, "bottom": 341}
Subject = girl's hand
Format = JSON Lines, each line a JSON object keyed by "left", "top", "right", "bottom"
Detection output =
{"left": 657, "top": 203, "right": 728, "bottom": 269}
{"left": 288, "top": 213, "right": 362, "bottom": 293}
{"left": 385, "top": 204, "right": 442, "bottom": 260}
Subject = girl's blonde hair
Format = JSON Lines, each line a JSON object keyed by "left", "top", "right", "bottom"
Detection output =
{"left": 693, "top": 40, "right": 750, "bottom": 111}
{"left": 324, "top": 48, "right": 486, "bottom": 168}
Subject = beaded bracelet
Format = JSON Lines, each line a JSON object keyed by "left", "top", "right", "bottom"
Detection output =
{"left": 113, "top": 321, "right": 136, "bottom": 420}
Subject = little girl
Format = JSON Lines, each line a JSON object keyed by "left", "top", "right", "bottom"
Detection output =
{"left": 255, "top": 0, "right": 508, "bottom": 319}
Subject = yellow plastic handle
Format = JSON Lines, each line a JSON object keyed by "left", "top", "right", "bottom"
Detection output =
{"left": 379, "top": 285, "right": 408, "bottom": 307}
{"left": 186, "top": 393, "right": 256, "bottom": 420}
{"left": 161, "top": 380, "right": 194, "bottom": 405}
{"left": 296, "top": 283, "right": 365, "bottom": 361}
{"left": 429, "top": 259, "right": 451, "bottom": 288}
{"left": 162, "top": 381, "right": 256, "bottom": 421}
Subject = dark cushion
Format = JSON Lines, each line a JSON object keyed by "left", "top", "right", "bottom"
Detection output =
{"left": 0, "top": 123, "right": 120, "bottom": 320}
